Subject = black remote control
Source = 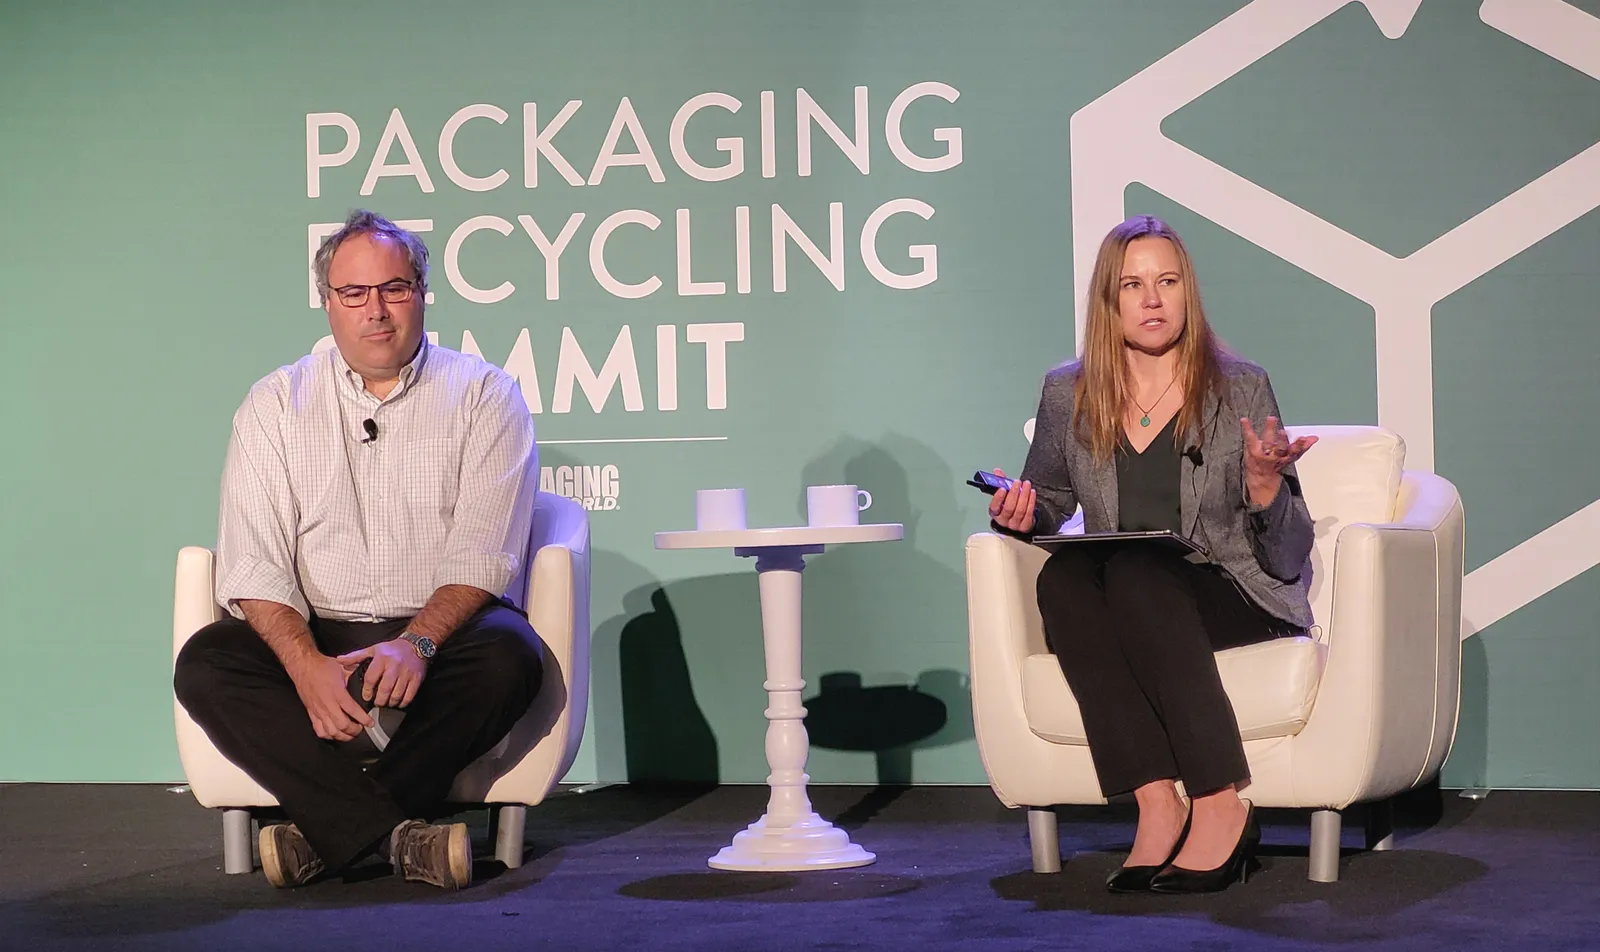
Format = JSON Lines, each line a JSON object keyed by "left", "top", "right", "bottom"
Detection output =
{"left": 346, "top": 658, "right": 372, "bottom": 706}
{"left": 966, "top": 470, "right": 1015, "bottom": 495}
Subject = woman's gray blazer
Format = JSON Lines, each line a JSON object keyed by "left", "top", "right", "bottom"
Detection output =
{"left": 1017, "top": 355, "right": 1315, "bottom": 629}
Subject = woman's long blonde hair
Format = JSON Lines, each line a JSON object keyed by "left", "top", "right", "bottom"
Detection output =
{"left": 1072, "top": 215, "right": 1227, "bottom": 462}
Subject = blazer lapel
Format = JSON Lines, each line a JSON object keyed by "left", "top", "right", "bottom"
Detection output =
{"left": 1067, "top": 433, "right": 1118, "bottom": 532}
{"left": 1094, "top": 450, "right": 1118, "bottom": 530}
{"left": 1181, "top": 386, "right": 1223, "bottom": 538}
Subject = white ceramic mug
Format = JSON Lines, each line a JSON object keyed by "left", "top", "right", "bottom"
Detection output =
{"left": 695, "top": 488, "right": 747, "bottom": 531}
{"left": 806, "top": 484, "right": 872, "bottom": 528}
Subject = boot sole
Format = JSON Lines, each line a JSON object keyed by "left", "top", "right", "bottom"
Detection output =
{"left": 259, "top": 826, "right": 290, "bottom": 888}
{"left": 446, "top": 822, "right": 472, "bottom": 889}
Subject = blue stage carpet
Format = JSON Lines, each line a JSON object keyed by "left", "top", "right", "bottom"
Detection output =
{"left": 1, "top": 783, "right": 1595, "bottom": 951}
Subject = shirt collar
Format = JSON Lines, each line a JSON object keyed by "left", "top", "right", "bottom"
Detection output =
{"left": 331, "top": 335, "right": 430, "bottom": 401}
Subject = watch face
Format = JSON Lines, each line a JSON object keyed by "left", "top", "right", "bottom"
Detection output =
{"left": 405, "top": 633, "right": 436, "bottom": 659}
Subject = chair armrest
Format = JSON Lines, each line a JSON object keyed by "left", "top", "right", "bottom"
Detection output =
{"left": 174, "top": 546, "right": 223, "bottom": 657}
{"left": 172, "top": 545, "right": 277, "bottom": 808}
{"left": 528, "top": 497, "right": 590, "bottom": 783}
{"left": 470, "top": 494, "right": 592, "bottom": 804}
{"left": 527, "top": 538, "right": 591, "bottom": 783}
{"left": 1292, "top": 470, "right": 1465, "bottom": 804}
{"left": 1391, "top": 469, "right": 1464, "bottom": 535}
{"left": 966, "top": 531, "right": 1070, "bottom": 806}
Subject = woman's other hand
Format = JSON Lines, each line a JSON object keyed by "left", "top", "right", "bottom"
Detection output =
{"left": 1241, "top": 416, "right": 1317, "bottom": 508}
{"left": 988, "top": 468, "right": 1037, "bottom": 533}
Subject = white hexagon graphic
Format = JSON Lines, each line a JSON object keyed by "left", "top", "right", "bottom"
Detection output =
{"left": 1065, "top": 0, "right": 1600, "bottom": 639}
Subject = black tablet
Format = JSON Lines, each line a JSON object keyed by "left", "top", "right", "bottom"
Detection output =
{"left": 1030, "top": 529, "right": 1208, "bottom": 559}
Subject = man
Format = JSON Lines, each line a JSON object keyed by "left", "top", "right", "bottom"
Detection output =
{"left": 174, "top": 210, "right": 542, "bottom": 890}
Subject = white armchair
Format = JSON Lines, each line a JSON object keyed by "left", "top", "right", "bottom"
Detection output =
{"left": 172, "top": 491, "right": 591, "bottom": 874}
{"left": 965, "top": 426, "right": 1464, "bottom": 882}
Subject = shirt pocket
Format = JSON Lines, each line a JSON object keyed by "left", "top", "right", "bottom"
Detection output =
{"left": 392, "top": 437, "right": 462, "bottom": 527}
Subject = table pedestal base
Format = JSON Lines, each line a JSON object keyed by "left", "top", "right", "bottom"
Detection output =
{"left": 706, "top": 543, "right": 877, "bottom": 872}
{"left": 709, "top": 813, "right": 876, "bottom": 871}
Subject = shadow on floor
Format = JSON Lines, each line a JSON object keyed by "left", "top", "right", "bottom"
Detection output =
{"left": 5, "top": 783, "right": 1591, "bottom": 952}
{"left": 618, "top": 871, "right": 922, "bottom": 903}
{"left": 991, "top": 847, "right": 1489, "bottom": 943}
{"left": 9, "top": 784, "right": 714, "bottom": 939}
{"left": 990, "top": 791, "right": 1493, "bottom": 943}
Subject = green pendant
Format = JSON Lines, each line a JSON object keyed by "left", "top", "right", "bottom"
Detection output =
{"left": 1140, "top": 414, "right": 1151, "bottom": 427}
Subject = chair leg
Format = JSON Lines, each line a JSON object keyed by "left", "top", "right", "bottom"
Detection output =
{"left": 1365, "top": 798, "right": 1395, "bottom": 852}
{"left": 222, "top": 808, "right": 254, "bottom": 875}
{"left": 1309, "top": 809, "right": 1341, "bottom": 883}
{"left": 1027, "top": 807, "right": 1061, "bottom": 873}
{"left": 494, "top": 805, "right": 526, "bottom": 868}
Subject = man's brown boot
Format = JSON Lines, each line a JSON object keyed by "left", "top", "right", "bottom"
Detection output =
{"left": 390, "top": 820, "right": 472, "bottom": 889}
{"left": 259, "top": 823, "right": 325, "bottom": 888}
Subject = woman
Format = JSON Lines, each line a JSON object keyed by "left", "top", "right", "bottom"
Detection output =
{"left": 988, "top": 215, "right": 1317, "bottom": 894}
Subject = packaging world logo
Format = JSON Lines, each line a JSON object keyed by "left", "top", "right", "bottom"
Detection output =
{"left": 541, "top": 463, "right": 620, "bottom": 511}
{"left": 1065, "top": 0, "right": 1600, "bottom": 640}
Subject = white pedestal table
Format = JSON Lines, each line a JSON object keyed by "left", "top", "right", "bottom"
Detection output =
{"left": 653, "top": 522, "right": 904, "bottom": 871}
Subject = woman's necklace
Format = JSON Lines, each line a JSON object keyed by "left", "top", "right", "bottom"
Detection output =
{"left": 1132, "top": 375, "right": 1179, "bottom": 427}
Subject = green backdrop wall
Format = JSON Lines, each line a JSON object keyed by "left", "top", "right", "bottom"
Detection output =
{"left": 2, "top": 0, "right": 1596, "bottom": 788}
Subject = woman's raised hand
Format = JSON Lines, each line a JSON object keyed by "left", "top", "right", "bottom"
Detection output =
{"left": 1241, "top": 416, "right": 1317, "bottom": 507}
{"left": 988, "top": 468, "right": 1037, "bottom": 533}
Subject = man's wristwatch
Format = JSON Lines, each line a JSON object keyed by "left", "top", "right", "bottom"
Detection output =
{"left": 398, "top": 631, "right": 437, "bottom": 662}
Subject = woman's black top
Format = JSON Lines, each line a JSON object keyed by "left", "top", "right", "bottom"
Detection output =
{"left": 1116, "top": 414, "right": 1182, "bottom": 533}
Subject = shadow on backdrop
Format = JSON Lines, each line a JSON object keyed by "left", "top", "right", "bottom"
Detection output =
{"left": 804, "top": 667, "right": 979, "bottom": 829}
{"left": 790, "top": 433, "right": 979, "bottom": 820}
{"left": 617, "top": 585, "right": 720, "bottom": 785}
{"left": 592, "top": 432, "right": 980, "bottom": 788}
{"left": 802, "top": 666, "right": 980, "bottom": 786}
{"left": 591, "top": 545, "right": 764, "bottom": 787}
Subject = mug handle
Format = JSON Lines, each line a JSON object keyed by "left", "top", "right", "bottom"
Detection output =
{"left": 856, "top": 489, "right": 872, "bottom": 510}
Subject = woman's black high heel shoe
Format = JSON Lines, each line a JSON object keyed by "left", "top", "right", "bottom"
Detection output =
{"left": 1148, "top": 801, "right": 1261, "bottom": 894}
{"left": 1106, "top": 807, "right": 1193, "bottom": 893}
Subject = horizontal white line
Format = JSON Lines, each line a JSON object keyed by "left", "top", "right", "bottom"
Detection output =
{"left": 537, "top": 436, "right": 729, "bottom": 445}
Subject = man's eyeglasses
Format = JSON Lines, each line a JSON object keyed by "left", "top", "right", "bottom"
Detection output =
{"left": 330, "top": 280, "right": 418, "bottom": 307}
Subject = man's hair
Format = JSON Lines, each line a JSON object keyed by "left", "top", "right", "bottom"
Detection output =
{"left": 313, "top": 209, "right": 430, "bottom": 304}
